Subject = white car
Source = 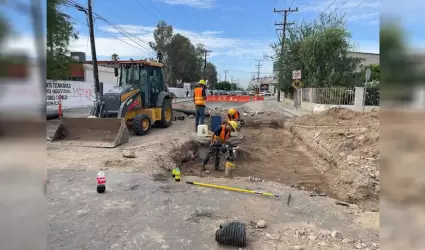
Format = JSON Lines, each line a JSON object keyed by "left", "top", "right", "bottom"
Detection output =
{"left": 263, "top": 91, "right": 272, "bottom": 96}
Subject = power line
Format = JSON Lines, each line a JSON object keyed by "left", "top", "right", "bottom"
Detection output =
{"left": 288, "top": 0, "right": 295, "bottom": 9}
{"left": 65, "top": 0, "right": 155, "bottom": 55}
{"left": 334, "top": 0, "right": 350, "bottom": 11}
{"left": 92, "top": 13, "right": 155, "bottom": 54}
{"left": 133, "top": 0, "right": 162, "bottom": 21}
{"left": 70, "top": 16, "right": 150, "bottom": 53}
{"left": 146, "top": 0, "right": 169, "bottom": 20}
{"left": 321, "top": 0, "right": 338, "bottom": 13}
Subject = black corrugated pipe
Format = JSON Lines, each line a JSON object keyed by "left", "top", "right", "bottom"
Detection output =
{"left": 215, "top": 221, "right": 247, "bottom": 247}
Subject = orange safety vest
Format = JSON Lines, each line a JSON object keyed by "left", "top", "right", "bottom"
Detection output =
{"left": 213, "top": 125, "right": 230, "bottom": 143}
{"left": 194, "top": 87, "right": 205, "bottom": 106}
{"left": 228, "top": 111, "right": 239, "bottom": 121}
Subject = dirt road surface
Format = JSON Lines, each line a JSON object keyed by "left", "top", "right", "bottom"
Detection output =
{"left": 47, "top": 169, "right": 378, "bottom": 250}
{"left": 47, "top": 99, "right": 380, "bottom": 249}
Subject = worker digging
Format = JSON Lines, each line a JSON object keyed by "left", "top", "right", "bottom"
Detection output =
{"left": 200, "top": 120, "right": 239, "bottom": 175}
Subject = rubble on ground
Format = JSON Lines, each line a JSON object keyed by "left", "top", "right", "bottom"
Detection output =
{"left": 290, "top": 107, "right": 379, "bottom": 211}
{"left": 247, "top": 226, "right": 379, "bottom": 250}
{"left": 122, "top": 149, "right": 136, "bottom": 158}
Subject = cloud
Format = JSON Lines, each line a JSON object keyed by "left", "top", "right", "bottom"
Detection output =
{"left": 155, "top": 0, "right": 216, "bottom": 9}
{"left": 299, "top": 0, "right": 378, "bottom": 13}
{"left": 347, "top": 12, "right": 379, "bottom": 24}
{"left": 92, "top": 24, "right": 270, "bottom": 59}
{"left": 299, "top": 0, "right": 379, "bottom": 24}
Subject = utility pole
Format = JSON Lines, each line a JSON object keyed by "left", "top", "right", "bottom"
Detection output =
{"left": 88, "top": 0, "right": 100, "bottom": 101}
{"left": 255, "top": 59, "right": 262, "bottom": 83}
{"left": 203, "top": 49, "right": 211, "bottom": 80}
{"left": 274, "top": 7, "right": 298, "bottom": 102}
{"left": 224, "top": 70, "right": 228, "bottom": 82}
{"left": 230, "top": 76, "right": 234, "bottom": 90}
{"left": 255, "top": 59, "right": 262, "bottom": 94}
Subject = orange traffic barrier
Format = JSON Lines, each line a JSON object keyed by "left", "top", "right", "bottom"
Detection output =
{"left": 206, "top": 95, "right": 253, "bottom": 103}
{"left": 238, "top": 96, "right": 251, "bottom": 102}
{"left": 252, "top": 96, "right": 264, "bottom": 101}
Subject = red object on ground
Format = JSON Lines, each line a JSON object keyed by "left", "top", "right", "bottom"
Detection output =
{"left": 58, "top": 99, "right": 63, "bottom": 119}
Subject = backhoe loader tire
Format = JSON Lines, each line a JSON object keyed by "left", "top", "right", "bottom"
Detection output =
{"left": 132, "top": 114, "right": 151, "bottom": 136}
{"left": 158, "top": 98, "right": 173, "bottom": 128}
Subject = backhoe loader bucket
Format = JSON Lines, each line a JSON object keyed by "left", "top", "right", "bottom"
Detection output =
{"left": 51, "top": 117, "right": 130, "bottom": 148}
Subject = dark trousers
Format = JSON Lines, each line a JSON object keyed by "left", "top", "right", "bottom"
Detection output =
{"left": 195, "top": 105, "right": 205, "bottom": 131}
{"left": 202, "top": 143, "right": 221, "bottom": 170}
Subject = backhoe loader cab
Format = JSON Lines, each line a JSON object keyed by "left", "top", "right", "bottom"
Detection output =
{"left": 50, "top": 60, "right": 174, "bottom": 148}
{"left": 99, "top": 60, "right": 174, "bottom": 134}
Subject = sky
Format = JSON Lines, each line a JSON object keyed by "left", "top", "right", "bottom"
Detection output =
{"left": 3, "top": 0, "right": 423, "bottom": 87}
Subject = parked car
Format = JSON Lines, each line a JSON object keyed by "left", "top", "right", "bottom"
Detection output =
{"left": 248, "top": 91, "right": 255, "bottom": 96}
{"left": 241, "top": 91, "right": 248, "bottom": 95}
{"left": 263, "top": 91, "right": 272, "bottom": 96}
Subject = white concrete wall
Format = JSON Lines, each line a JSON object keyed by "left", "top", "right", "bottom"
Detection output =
{"left": 168, "top": 87, "right": 188, "bottom": 98}
{"left": 46, "top": 80, "right": 115, "bottom": 110}
{"left": 83, "top": 64, "right": 118, "bottom": 85}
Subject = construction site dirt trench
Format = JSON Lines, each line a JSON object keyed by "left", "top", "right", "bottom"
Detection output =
{"left": 47, "top": 107, "right": 379, "bottom": 212}
{"left": 180, "top": 108, "right": 380, "bottom": 212}
{"left": 182, "top": 127, "right": 329, "bottom": 194}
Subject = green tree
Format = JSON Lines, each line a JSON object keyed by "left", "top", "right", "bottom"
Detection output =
{"left": 205, "top": 62, "right": 218, "bottom": 88}
{"left": 169, "top": 34, "right": 199, "bottom": 82}
{"left": 216, "top": 81, "right": 231, "bottom": 90}
{"left": 271, "top": 12, "right": 363, "bottom": 94}
{"left": 150, "top": 21, "right": 218, "bottom": 86}
{"left": 149, "top": 20, "right": 174, "bottom": 85}
{"left": 47, "top": 0, "right": 79, "bottom": 80}
{"left": 111, "top": 53, "right": 119, "bottom": 61}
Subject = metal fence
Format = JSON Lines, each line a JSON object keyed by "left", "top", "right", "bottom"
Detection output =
{"left": 365, "top": 87, "right": 380, "bottom": 106}
{"left": 300, "top": 88, "right": 356, "bottom": 105}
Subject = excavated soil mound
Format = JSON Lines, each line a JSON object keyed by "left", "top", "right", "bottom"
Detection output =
{"left": 290, "top": 108, "right": 380, "bottom": 211}
{"left": 294, "top": 107, "right": 378, "bottom": 127}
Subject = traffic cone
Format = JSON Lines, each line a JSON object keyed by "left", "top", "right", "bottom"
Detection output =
{"left": 58, "top": 99, "right": 62, "bottom": 119}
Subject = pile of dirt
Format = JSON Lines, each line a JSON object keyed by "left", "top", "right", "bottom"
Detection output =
{"left": 290, "top": 108, "right": 380, "bottom": 211}
{"left": 294, "top": 107, "right": 378, "bottom": 127}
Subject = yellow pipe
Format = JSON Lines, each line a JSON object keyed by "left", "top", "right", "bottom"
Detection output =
{"left": 186, "top": 181, "right": 280, "bottom": 198}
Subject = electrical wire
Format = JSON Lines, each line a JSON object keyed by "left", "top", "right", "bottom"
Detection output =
{"left": 146, "top": 0, "right": 169, "bottom": 20}
{"left": 64, "top": 0, "right": 156, "bottom": 56}
{"left": 70, "top": 16, "right": 152, "bottom": 54}
{"left": 133, "top": 0, "right": 162, "bottom": 21}
{"left": 321, "top": 0, "right": 338, "bottom": 13}
{"left": 288, "top": 0, "right": 295, "bottom": 9}
{"left": 334, "top": 0, "right": 349, "bottom": 11}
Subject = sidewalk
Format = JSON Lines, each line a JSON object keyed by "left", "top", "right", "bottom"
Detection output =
{"left": 267, "top": 98, "right": 311, "bottom": 117}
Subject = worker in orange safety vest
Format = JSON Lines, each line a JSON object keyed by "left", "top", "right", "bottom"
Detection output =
{"left": 227, "top": 108, "right": 240, "bottom": 121}
{"left": 201, "top": 121, "right": 238, "bottom": 172}
{"left": 194, "top": 79, "right": 207, "bottom": 132}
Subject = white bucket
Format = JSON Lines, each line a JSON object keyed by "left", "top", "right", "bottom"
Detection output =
{"left": 197, "top": 124, "right": 208, "bottom": 137}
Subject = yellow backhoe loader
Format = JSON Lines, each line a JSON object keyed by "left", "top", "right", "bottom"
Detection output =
{"left": 51, "top": 54, "right": 173, "bottom": 148}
